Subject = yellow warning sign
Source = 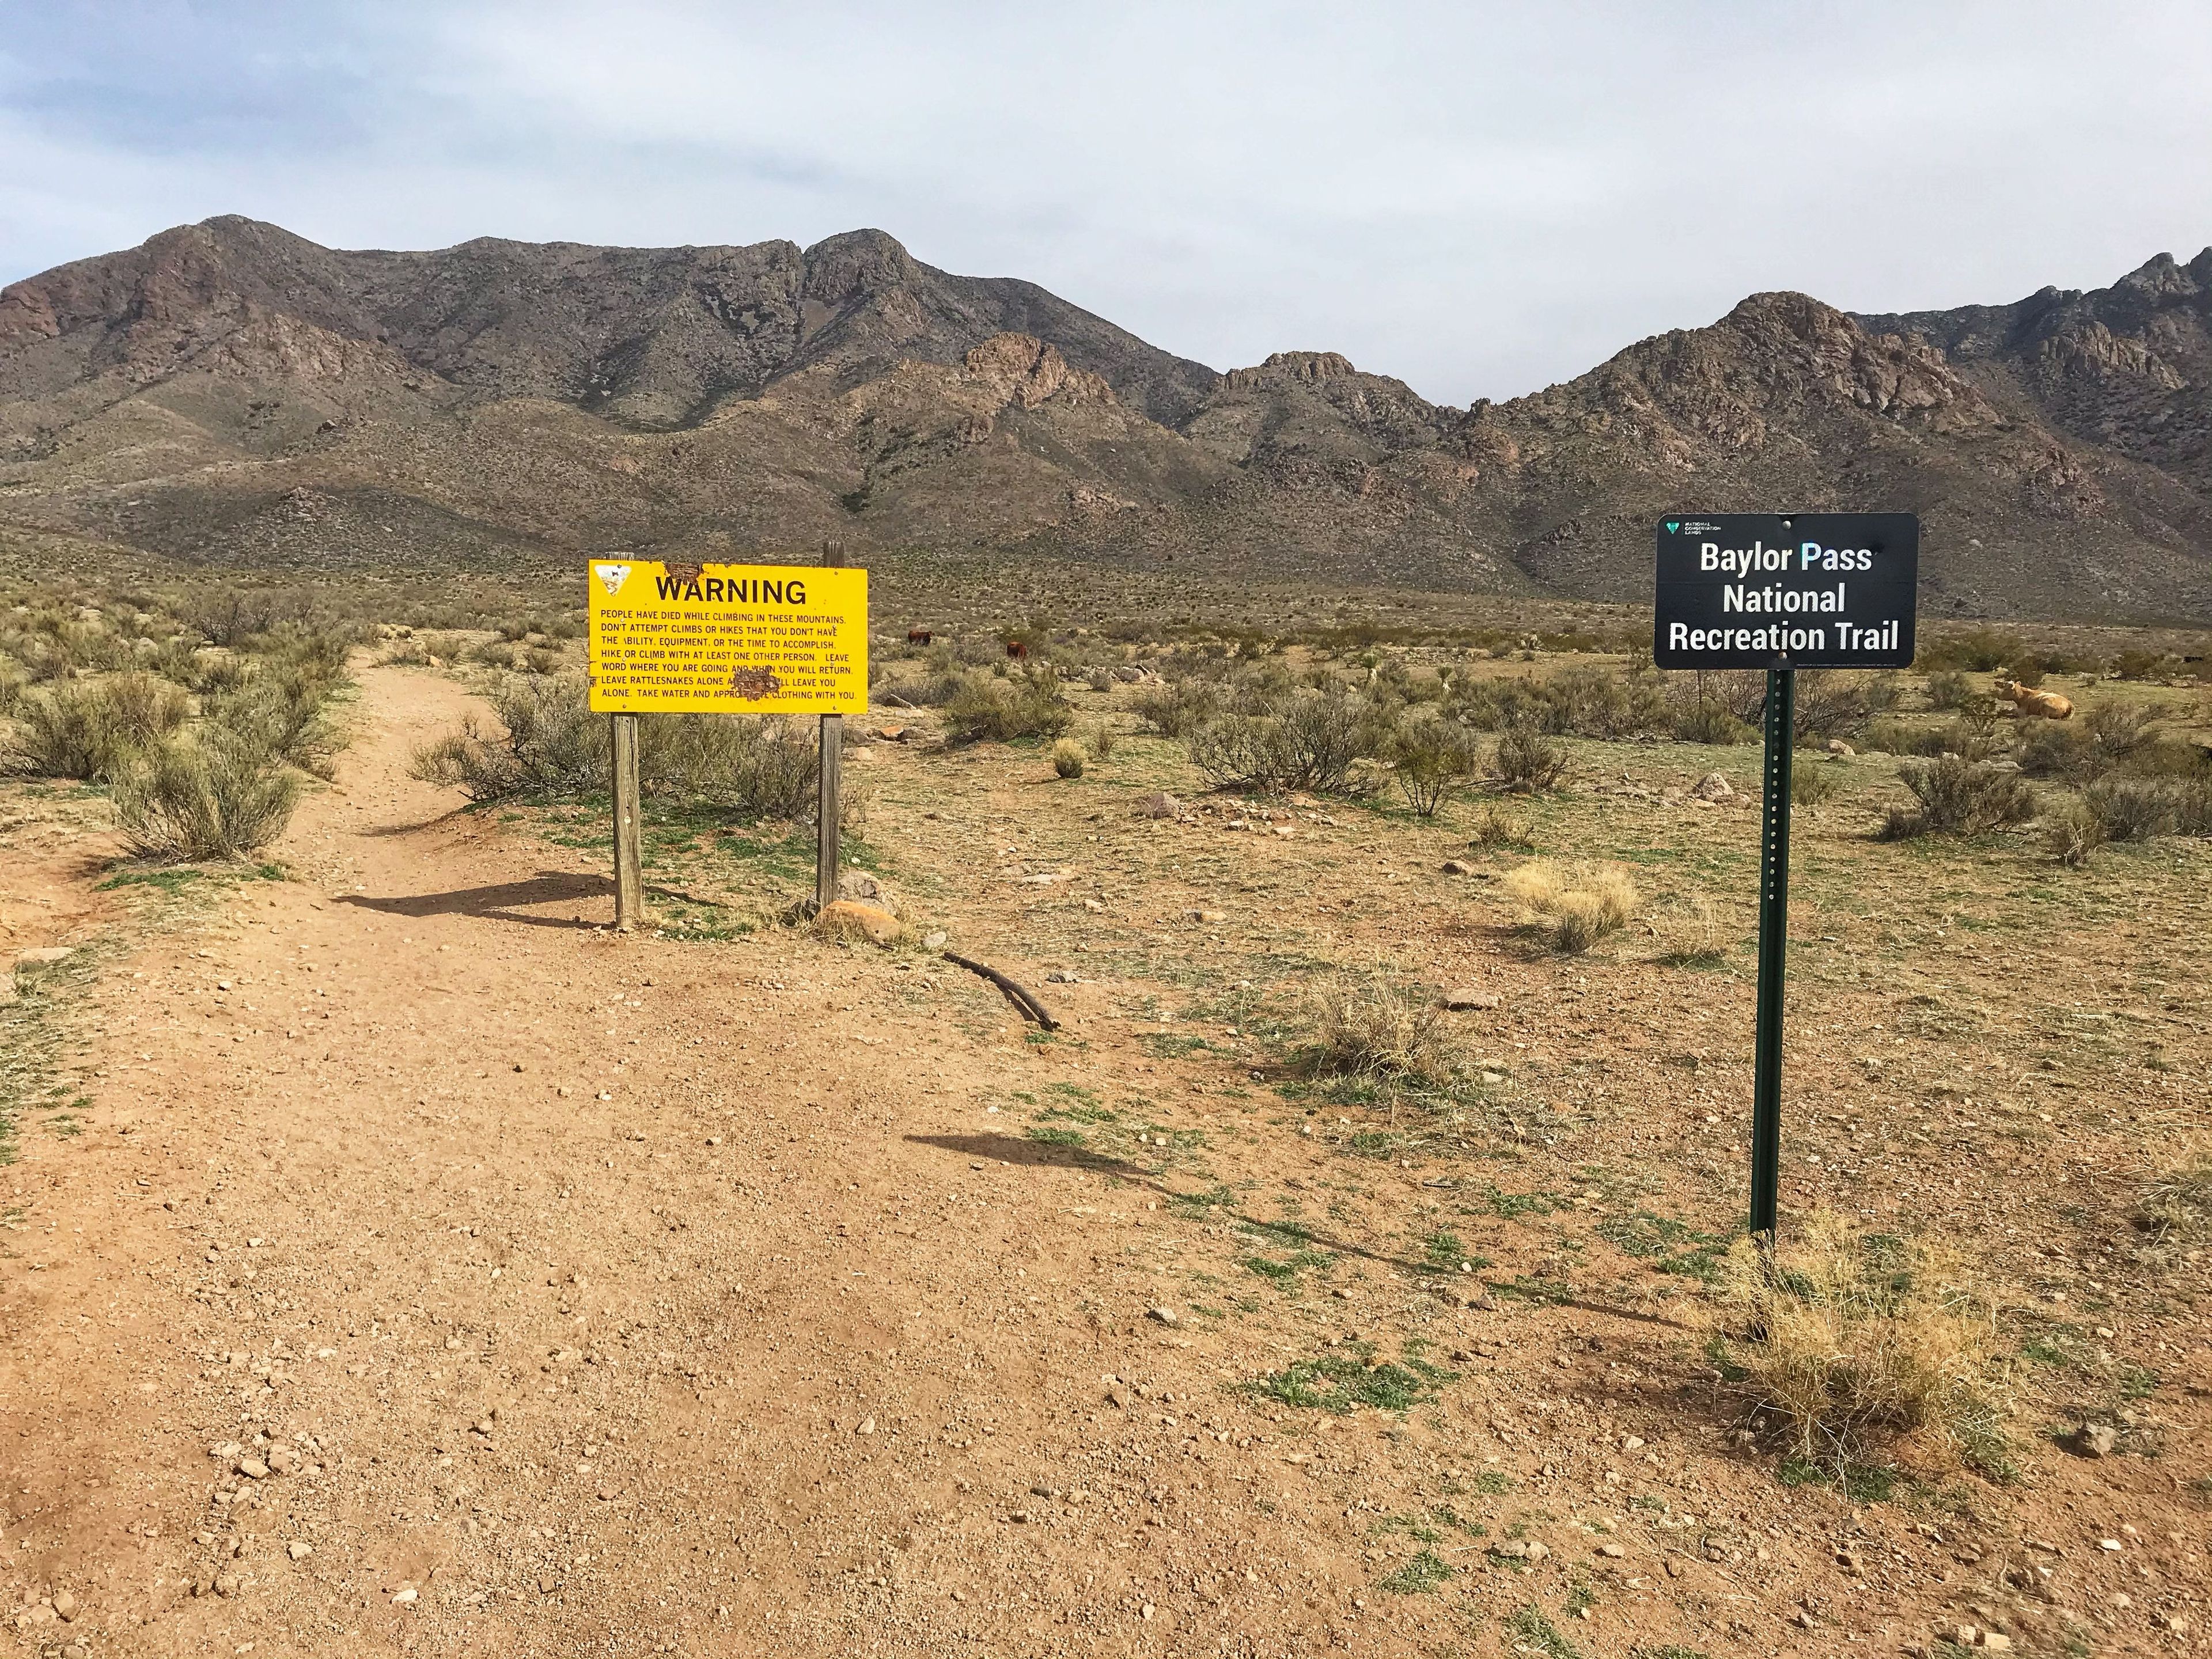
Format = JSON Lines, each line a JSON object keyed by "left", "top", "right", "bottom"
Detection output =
{"left": 586, "top": 560, "right": 868, "bottom": 716}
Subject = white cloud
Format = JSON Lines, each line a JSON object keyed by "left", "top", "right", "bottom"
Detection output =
{"left": 3, "top": 0, "right": 2208, "bottom": 403}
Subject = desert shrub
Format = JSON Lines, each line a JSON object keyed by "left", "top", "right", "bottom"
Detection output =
{"left": 1921, "top": 627, "right": 2025, "bottom": 674}
{"left": 2084, "top": 776, "right": 2178, "bottom": 843}
{"left": 944, "top": 665, "right": 1073, "bottom": 743}
{"left": 113, "top": 731, "right": 302, "bottom": 861}
{"left": 1706, "top": 1214, "right": 2010, "bottom": 1475}
{"left": 7, "top": 672, "right": 190, "bottom": 780}
{"left": 1925, "top": 671, "right": 1974, "bottom": 711}
{"left": 2110, "top": 649, "right": 2173, "bottom": 681}
{"left": 408, "top": 676, "right": 606, "bottom": 801}
{"left": 1455, "top": 664, "right": 1666, "bottom": 738}
{"left": 0, "top": 661, "right": 24, "bottom": 718}
{"left": 1187, "top": 683, "right": 1387, "bottom": 794}
{"left": 1085, "top": 722, "right": 1116, "bottom": 762}
{"left": 2172, "top": 778, "right": 2212, "bottom": 836}
{"left": 642, "top": 715, "right": 821, "bottom": 818}
{"left": 1131, "top": 677, "right": 1226, "bottom": 737}
{"left": 2080, "top": 699, "right": 2164, "bottom": 762}
{"left": 1491, "top": 724, "right": 1567, "bottom": 793}
{"left": 1790, "top": 763, "right": 1838, "bottom": 806}
{"left": 1673, "top": 700, "right": 1754, "bottom": 745}
{"left": 1050, "top": 738, "right": 1086, "bottom": 778}
{"left": 2043, "top": 796, "right": 2108, "bottom": 866}
{"left": 1879, "top": 756, "right": 2035, "bottom": 839}
{"left": 1085, "top": 667, "right": 1113, "bottom": 693}
{"left": 207, "top": 662, "right": 347, "bottom": 778}
{"left": 2016, "top": 719, "right": 2103, "bottom": 782}
{"left": 1790, "top": 669, "right": 1874, "bottom": 744}
{"left": 1389, "top": 713, "right": 1480, "bottom": 815}
{"left": 1502, "top": 859, "right": 1637, "bottom": 953}
{"left": 1466, "top": 804, "right": 1536, "bottom": 852}
{"left": 1308, "top": 971, "right": 1451, "bottom": 1082}
{"left": 2138, "top": 1138, "right": 2212, "bottom": 1240}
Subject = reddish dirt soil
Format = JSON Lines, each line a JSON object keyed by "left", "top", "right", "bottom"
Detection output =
{"left": 2, "top": 664, "right": 2208, "bottom": 1658}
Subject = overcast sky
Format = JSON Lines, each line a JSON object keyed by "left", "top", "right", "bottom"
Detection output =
{"left": 5, "top": 1, "right": 2210, "bottom": 404}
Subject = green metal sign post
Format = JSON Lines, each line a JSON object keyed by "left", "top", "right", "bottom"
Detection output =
{"left": 1749, "top": 668, "right": 1795, "bottom": 1239}
{"left": 1653, "top": 513, "right": 1919, "bottom": 1245}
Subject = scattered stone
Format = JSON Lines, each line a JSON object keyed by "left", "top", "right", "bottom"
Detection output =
{"left": 1597, "top": 1542, "right": 1625, "bottom": 1559}
{"left": 922, "top": 930, "right": 948, "bottom": 950}
{"left": 1105, "top": 1385, "right": 1130, "bottom": 1408}
{"left": 51, "top": 1591, "right": 75, "bottom": 1622}
{"left": 1146, "top": 1306, "right": 1180, "bottom": 1327}
{"left": 1441, "top": 987, "right": 1499, "bottom": 1012}
{"left": 1440, "top": 859, "right": 1477, "bottom": 876}
{"left": 15, "top": 946, "right": 75, "bottom": 966}
{"left": 236, "top": 1456, "right": 271, "bottom": 1481}
{"left": 813, "top": 901, "right": 903, "bottom": 948}
{"left": 288, "top": 1541, "right": 313, "bottom": 1561}
{"left": 1184, "top": 908, "right": 1226, "bottom": 924}
{"left": 2076, "top": 1422, "right": 2117, "bottom": 1457}
{"left": 393, "top": 1584, "right": 419, "bottom": 1604}
{"left": 1690, "top": 772, "right": 1734, "bottom": 802}
{"left": 214, "top": 1573, "right": 239, "bottom": 1599}
{"left": 1664, "top": 1556, "right": 1685, "bottom": 1578}
{"left": 1135, "top": 791, "right": 1184, "bottom": 819}
{"left": 1827, "top": 738, "right": 1855, "bottom": 756}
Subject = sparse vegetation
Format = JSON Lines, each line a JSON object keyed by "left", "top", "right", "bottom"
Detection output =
{"left": 1308, "top": 971, "right": 1452, "bottom": 1082}
{"left": 1503, "top": 859, "right": 1637, "bottom": 953}
{"left": 943, "top": 665, "right": 1074, "bottom": 743}
{"left": 1705, "top": 1213, "right": 2011, "bottom": 1477}
{"left": 1388, "top": 711, "right": 1479, "bottom": 814}
{"left": 1492, "top": 724, "right": 1567, "bottom": 793}
{"left": 113, "top": 730, "right": 304, "bottom": 861}
{"left": 6, "top": 672, "right": 190, "bottom": 780}
{"left": 1879, "top": 756, "right": 2036, "bottom": 839}
{"left": 2139, "top": 1138, "right": 2212, "bottom": 1241}
{"left": 1050, "top": 737, "right": 1086, "bottom": 778}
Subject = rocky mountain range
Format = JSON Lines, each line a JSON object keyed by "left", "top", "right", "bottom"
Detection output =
{"left": 3, "top": 216, "right": 2209, "bottom": 621}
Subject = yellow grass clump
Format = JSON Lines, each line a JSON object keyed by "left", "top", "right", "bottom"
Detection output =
{"left": 2140, "top": 1135, "right": 2212, "bottom": 1240}
{"left": 1308, "top": 971, "right": 1452, "bottom": 1083}
{"left": 1502, "top": 859, "right": 1638, "bottom": 953}
{"left": 1704, "top": 1212, "right": 2012, "bottom": 1477}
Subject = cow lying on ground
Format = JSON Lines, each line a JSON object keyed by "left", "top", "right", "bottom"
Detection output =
{"left": 1995, "top": 680, "right": 2074, "bottom": 719}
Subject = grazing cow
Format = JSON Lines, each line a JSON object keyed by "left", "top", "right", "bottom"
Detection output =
{"left": 1005, "top": 640, "right": 1029, "bottom": 660}
{"left": 1996, "top": 680, "right": 2073, "bottom": 719}
{"left": 907, "top": 628, "right": 934, "bottom": 645}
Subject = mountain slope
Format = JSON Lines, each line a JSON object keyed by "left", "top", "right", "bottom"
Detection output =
{"left": 2, "top": 218, "right": 2208, "bottom": 622}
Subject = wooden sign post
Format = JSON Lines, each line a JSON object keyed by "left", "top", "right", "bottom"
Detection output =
{"left": 585, "top": 555, "right": 869, "bottom": 931}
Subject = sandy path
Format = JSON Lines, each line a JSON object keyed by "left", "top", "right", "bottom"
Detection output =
{"left": 0, "top": 665, "right": 1422, "bottom": 1658}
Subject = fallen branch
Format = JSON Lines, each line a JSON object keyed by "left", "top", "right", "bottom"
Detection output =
{"left": 941, "top": 952, "right": 1060, "bottom": 1031}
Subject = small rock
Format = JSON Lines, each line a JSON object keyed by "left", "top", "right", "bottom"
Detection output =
{"left": 214, "top": 1573, "right": 240, "bottom": 1599}
{"left": 236, "top": 1457, "right": 271, "bottom": 1481}
{"left": 1105, "top": 1385, "right": 1130, "bottom": 1407}
{"left": 1440, "top": 859, "right": 1477, "bottom": 876}
{"left": 1441, "top": 987, "right": 1499, "bottom": 1012}
{"left": 922, "top": 930, "right": 948, "bottom": 950}
{"left": 1690, "top": 772, "right": 1734, "bottom": 802}
{"left": 2077, "top": 1422, "right": 2117, "bottom": 1457}
{"left": 1146, "top": 1305, "right": 1180, "bottom": 1326}
{"left": 1597, "top": 1542, "right": 1624, "bottom": 1558}
{"left": 51, "top": 1590, "right": 76, "bottom": 1621}
{"left": 1008, "top": 1510, "right": 1031, "bottom": 1524}
{"left": 1185, "top": 908, "right": 1226, "bottom": 924}
{"left": 1664, "top": 1556, "right": 1684, "bottom": 1578}
{"left": 288, "top": 1541, "right": 313, "bottom": 1561}
{"left": 1827, "top": 738, "right": 1855, "bottom": 756}
{"left": 15, "top": 946, "right": 75, "bottom": 966}
{"left": 1135, "top": 791, "right": 1183, "bottom": 820}
{"left": 1979, "top": 1635, "right": 2012, "bottom": 1653}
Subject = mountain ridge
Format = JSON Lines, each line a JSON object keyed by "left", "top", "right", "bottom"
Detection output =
{"left": 3, "top": 217, "right": 2209, "bottom": 622}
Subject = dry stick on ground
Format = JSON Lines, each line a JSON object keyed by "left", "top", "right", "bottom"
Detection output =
{"left": 941, "top": 952, "right": 1060, "bottom": 1030}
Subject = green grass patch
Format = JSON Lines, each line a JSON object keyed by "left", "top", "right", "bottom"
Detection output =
{"left": 1594, "top": 1210, "right": 1730, "bottom": 1281}
{"left": 1504, "top": 1604, "right": 1585, "bottom": 1659}
{"left": 1249, "top": 1345, "right": 1455, "bottom": 1415}
{"left": 1778, "top": 1457, "right": 1898, "bottom": 1504}
{"left": 1375, "top": 1550, "right": 1453, "bottom": 1594}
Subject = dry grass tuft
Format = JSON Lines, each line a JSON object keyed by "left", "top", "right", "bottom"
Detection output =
{"left": 1050, "top": 737, "right": 1086, "bottom": 778}
{"left": 2139, "top": 1137, "right": 2212, "bottom": 1241}
{"left": 1502, "top": 859, "right": 1638, "bottom": 953}
{"left": 1704, "top": 1213, "right": 2011, "bottom": 1477}
{"left": 1308, "top": 971, "right": 1453, "bottom": 1083}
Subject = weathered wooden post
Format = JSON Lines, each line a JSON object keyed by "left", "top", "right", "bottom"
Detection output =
{"left": 611, "top": 712, "right": 643, "bottom": 931}
{"left": 814, "top": 541, "right": 846, "bottom": 916}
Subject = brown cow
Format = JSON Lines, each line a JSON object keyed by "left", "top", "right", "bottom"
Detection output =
{"left": 1005, "top": 640, "right": 1029, "bottom": 660}
{"left": 907, "top": 628, "right": 934, "bottom": 645}
{"left": 1996, "top": 680, "right": 2073, "bottom": 719}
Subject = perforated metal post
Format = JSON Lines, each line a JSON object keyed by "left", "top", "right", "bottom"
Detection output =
{"left": 1749, "top": 668, "right": 1795, "bottom": 1239}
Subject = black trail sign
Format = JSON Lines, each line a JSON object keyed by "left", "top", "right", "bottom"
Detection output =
{"left": 1655, "top": 512, "right": 1920, "bottom": 1239}
{"left": 1653, "top": 513, "right": 1917, "bottom": 670}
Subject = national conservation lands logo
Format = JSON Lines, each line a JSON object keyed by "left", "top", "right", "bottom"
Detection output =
{"left": 594, "top": 562, "right": 632, "bottom": 596}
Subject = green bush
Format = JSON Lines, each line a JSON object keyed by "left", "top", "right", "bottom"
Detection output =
{"left": 1187, "top": 683, "right": 1388, "bottom": 793}
{"left": 115, "top": 731, "right": 302, "bottom": 861}
{"left": 1389, "top": 713, "right": 1480, "bottom": 815}
{"left": 2085, "top": 777, "right": 2180, "bottom": 843}
{"left": 944, "top": 665, "right": 1073, "bottom": 743}
{"left": 2043, "top": 796, "right": 2107, "bottom": 866}
{"left": 1491, "top": 724, "right": 1567, "bottom": 793}
{"left": 1791, "top": 764, "right": 1838, "bottom": 806}
{"left": 1673, "top": 700, "right": 1754, "bottom": 745}
{"left": 1925, "top": 670, "right": 1975, "bottom": 711}
{"left": 1880, "top": 756, "right": 2035, "bottom": 839}
{"left": 7, "top": 672, "right": 190, "bottom": 780}
{"left": 1130, "top": 677, "right": 1226, "bottom": 737}
{"left": 1050, "top": 737, "right": 1086, "bottom": 778}
{"left": 408, "top": 676, "right": 605, "bottom": 801}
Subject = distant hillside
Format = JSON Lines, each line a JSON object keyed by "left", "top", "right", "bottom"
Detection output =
{"left": 2, "top": 217, "right": 2208, "bottom": 621}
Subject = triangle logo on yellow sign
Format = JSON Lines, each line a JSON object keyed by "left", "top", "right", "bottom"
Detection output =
{"left": 593, "top": 562, "right": 632, "bottom": 596}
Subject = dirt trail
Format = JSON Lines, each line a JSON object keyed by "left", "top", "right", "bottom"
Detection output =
{"left": 0, "top": 665, "right": 1456, "bottom": 1657}
{"left": 6, "top": 663, "right": 2208, "bottom": 1659}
